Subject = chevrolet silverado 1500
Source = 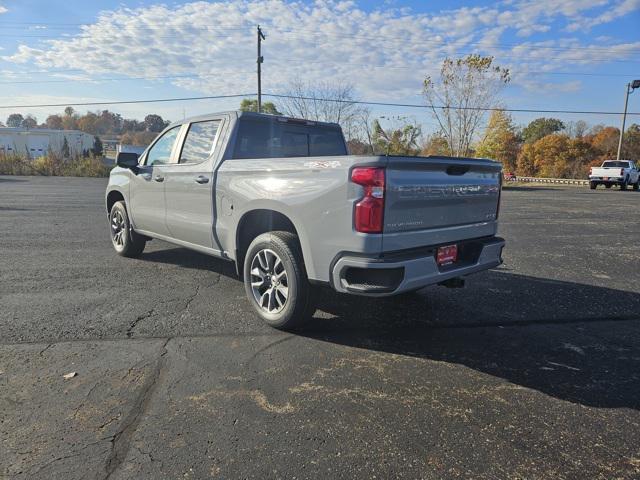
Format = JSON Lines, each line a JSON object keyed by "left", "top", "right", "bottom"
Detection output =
{"left": 589, "top": 160, "right": 639, "bottom": 190}
{"left": 106, "top": 111, "right": 505, "bottom": 329}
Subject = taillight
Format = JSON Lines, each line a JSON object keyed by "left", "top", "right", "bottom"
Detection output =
{"left": 589, "top": 167, "right": 593, "bottom": 175}
{"left": 351, "top": 167, "right": 385, "bottom": 233}
{"left": 620, "top": 168, "right": 624, "bottom": 176}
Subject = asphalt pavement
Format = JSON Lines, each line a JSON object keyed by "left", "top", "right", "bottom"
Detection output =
{"left": 1, "top": 176, "right": 639, "bottom": 479}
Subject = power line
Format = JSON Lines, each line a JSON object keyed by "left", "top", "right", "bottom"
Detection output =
{"left": 1, "top": 92, "right": 638, "bottom": 116}
{"left": 264, "top": 93, "right": 640, "bottom": 116}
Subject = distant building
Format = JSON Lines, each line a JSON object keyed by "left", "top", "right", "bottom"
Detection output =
{"left": 0, "top": 128, "right": 96, "bottom": 158}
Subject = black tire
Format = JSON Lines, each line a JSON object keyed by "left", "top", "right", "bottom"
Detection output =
{"left": 620, "top": 177, "right": 628, "bottom": 190}
{"left": 605, "top": 184, "right": 612, "bottom": 189}
{"left": 589, "top": 182, "right": 597, "bottom": 190}
{"left": 243, "top": 231, "right": 314, "bottom": 330}
{"left": 109, "top": 201, "right": 146, "bottom": 257}
{"left": 633, "top": 181, "right": 639, "bottom": 191}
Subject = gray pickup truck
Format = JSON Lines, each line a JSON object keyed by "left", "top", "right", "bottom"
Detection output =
{"left": 106, "top": 111, "right": 505, "bottom": 329}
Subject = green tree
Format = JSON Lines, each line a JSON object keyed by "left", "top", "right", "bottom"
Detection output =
{"left": 475, "top": 110, "right": 520, "bottom": 171}
{"left": 521, "top": 118, "right": 565, "bottom": 144}
{"left": 144, "top": 114, "right": 168, "bottom": 132}
{"left": 21, "top": 115, "right": 37, "bottom": 129}
{"left": 7, "top": 113, "right": 24, "bottom": 128}
{"left": 240, "top": 99, "right": 281, "bottom": 115}
{"left": 92, "top": 136, "right": 103, "bottom": 156}
{"left": 61, "top": 137, "right": 70, "bottom": 158}
{"left": 423, "top": 55, "right": 510, "bottom": 157}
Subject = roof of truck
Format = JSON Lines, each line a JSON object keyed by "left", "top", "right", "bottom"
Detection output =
{"left": 169, "top": 111, "right": 342, "bottom": 129}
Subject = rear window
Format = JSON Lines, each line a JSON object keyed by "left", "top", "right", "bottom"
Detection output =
{"left": 232, "top": 117, "right": 346, "bottom": 159}
{"left": 602, "top": 161, "right": 630, "bottom": 168}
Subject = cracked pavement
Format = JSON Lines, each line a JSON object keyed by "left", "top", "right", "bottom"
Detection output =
{"left": 1, "top": 176, "right": 640, "bottom": 479}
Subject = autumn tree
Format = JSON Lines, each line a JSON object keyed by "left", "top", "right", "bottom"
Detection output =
{"left": 475, "top": 110, "right": 520, "bottom": 171}
{"left": 521, "top": 118, "right": 564, "bottom": 144}
{"left": 120, "top": 131, "right": 158, "bottom": 147}
{"left": 45, "top": 114, "right": 64, "bottom": 130}
{"left": 371, "top": 118, "right": 421, "bottom": 156}
{"left": 6, "top": 113, "right": 24, "bottom": 128}
{"left": 62, "top": 107, "right": 78, "bottom": 130}
{"left": 622, "top": 124, "right": 640, "bottom": 160}
{"left": 588, "top": 126, "right": 620, "bottom": 160}
{"left": 516, "top": 134, "right": 596, "bottom": 178}
{"left": 240, "top": 99, "right": 281, "bottom": 115}
{"left": 423, "top": 55, "right": 510, "bottom": 157}
{"left": 421, "top": 134, "right": 450, "bottom": 156}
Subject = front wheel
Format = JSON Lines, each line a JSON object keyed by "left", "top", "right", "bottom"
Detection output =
{"left": 633, "top": 181, "right": 639, "bottom": 191}
{"left": 243, "top": 231, "right": 314, "bottom": 330}
{"left": 109, "top": 201, "right": 146, "bottom": 257}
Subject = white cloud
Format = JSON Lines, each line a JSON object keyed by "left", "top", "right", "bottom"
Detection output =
{"left": 2, "top": 0, "right": 639, "bottom": 105}
{"left": 0, "top": 5, "right": 8, "bottom": 14}
{"left": 566, "top": 0, "right": 640, "bottom": 31}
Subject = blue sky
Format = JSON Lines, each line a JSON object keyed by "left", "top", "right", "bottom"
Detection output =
{"left": 0, "top": 0, "right": 639, "bottom": 132}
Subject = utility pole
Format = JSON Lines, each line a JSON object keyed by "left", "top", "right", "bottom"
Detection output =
{"left": 617, "top": 80, "right": 640, "bottom": 160}
{"left": 257, "top": 25, "right": 266, "bottom": 113}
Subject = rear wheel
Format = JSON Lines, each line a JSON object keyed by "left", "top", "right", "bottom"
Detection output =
{"left": 243, "top": 231, "right": 314, "bottom": 330}
{"left": 109, "top": 201, "right": 146, "bottom": 257}
{"left": 605, "top": 184, "right": 612, "bottom": 189}
{"left": 590, "top": 181, "right": 597, "bottom": 190}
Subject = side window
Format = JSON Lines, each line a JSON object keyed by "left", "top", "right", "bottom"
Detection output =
{"left": 179, "top": 120, "right": 220, "bottom": 164}
{"left": 145, "top": 127, "right": 180, "bottom": 166}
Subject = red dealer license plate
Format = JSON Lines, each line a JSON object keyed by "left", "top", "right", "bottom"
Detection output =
{"left": 437, "top": 244, "right": 458, "bottom": 266}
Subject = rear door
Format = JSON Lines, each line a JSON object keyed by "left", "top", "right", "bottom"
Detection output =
{"left": 163, "top": 118, "right": 223, "bottom": 249}
{"left": 129, "top": 126, "right": 182, "bottom": 236}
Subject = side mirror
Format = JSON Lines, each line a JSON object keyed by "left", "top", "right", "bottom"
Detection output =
{"left": 116, "top": 152, "right": 139, "bottom": 169}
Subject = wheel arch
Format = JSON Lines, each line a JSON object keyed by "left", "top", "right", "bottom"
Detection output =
{"left": 106, "top": 189, "right": 125, "bottom": 214}
{"left": 234, "top": 208, "right": 310, "bottom": 279}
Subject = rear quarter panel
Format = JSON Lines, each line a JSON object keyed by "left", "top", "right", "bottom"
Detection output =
{"left": 215, "top": 155, "right": 386, "bottom": 282}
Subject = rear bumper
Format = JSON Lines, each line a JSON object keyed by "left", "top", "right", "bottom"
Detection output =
{"left": 331, "top": 236, "right": 505, "bottom": 296}
{"left": 589, "top": 176, "right": 624, "bottom": 183}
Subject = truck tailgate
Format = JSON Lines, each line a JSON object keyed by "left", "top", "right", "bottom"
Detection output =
{"left": 383, "top": 156, "right": 502, "bottom": 251}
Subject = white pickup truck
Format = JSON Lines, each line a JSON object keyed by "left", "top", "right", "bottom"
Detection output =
{"left": 589, "top": 160, "right": 639, "bottom": 190}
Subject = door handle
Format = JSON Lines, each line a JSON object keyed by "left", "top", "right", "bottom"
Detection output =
{"left": 154, "top": 175, "right": 165, "bottom": 182}
{"left": 195, "top": 175, "right": 209, "bottom": 184}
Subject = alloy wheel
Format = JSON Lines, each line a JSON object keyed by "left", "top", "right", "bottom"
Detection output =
{"left": 111, "top": 210, "right": 126, "bottom": 248}
{"left": 250, "top": 248, "right": 289, "bottom": 313}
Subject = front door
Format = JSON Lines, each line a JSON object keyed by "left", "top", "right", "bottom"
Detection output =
{"left": 129, "top": 126, "right": 181, "bottom": 236}
{"left": 163, "top": 119, "right": 223, "bottom": 250}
